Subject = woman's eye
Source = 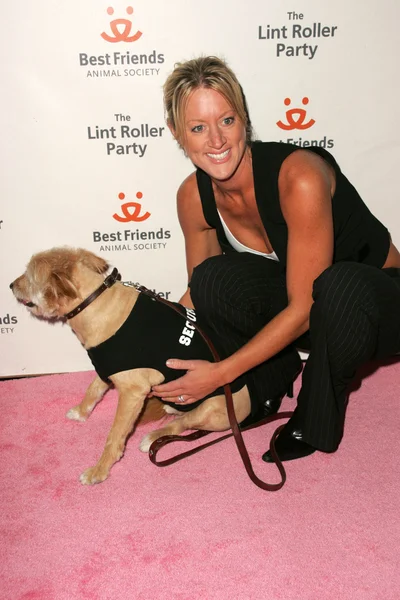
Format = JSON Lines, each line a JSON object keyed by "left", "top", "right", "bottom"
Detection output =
{"left": 191, "top": 124, "right": 204, "bottom": 133}
{"left": 223, "top": 116, "right": 234, "bottom": 125}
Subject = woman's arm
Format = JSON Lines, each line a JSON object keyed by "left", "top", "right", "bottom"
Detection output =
{"left": 176, "top": 172, "right": 222, "bottom": 307}
{"left": 154, "top": 151, "right": 335, "bottom": 402}
{"left": 216, "top": 150, "right": 335, "bottom": 384}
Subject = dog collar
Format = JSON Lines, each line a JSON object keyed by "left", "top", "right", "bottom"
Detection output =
{"left": 64, "top": 268, "right": 121, "bottom": 320}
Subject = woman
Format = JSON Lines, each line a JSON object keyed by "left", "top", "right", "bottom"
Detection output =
{"left": 151, "top": 56, "right": 400, "bottom": 462}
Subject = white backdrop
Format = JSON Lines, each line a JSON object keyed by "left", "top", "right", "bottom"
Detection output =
{"left": 1, "top": 0, "right": 399, "bottom": 377}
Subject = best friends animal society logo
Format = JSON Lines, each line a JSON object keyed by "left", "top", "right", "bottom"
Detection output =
{"left": 276, "top": 96, "right": 334, "bottom": 148}
{"left": 101, "top": 6, "right": 142, "bottom": 43}
{"left": 78, "top": 6, "right": 165, "bottom": 78}
{"left": 92, "top": 191, "right": 171, "bottom": 253}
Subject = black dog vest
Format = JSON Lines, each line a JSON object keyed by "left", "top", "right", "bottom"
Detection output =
{"left": 87, "top": 292, "right": 244, "bottom": 412}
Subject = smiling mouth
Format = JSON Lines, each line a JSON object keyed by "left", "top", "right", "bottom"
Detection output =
{"left": 206, "top": 149, "right": 230, "bottom": 160}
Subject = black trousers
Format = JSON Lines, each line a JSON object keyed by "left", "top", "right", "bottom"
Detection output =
{"left": 189, "top": 253, "right": 400, "bottom": 452}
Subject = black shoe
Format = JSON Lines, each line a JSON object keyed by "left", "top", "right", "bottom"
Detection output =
{"left": 262, "top": 394, "right": 284, "bottom": 417}
{"left": 261, "top": 368, "right": 300, "bottom": 418}
{"left": 262, "top": 420, "right": 316, "bottom": 463}
{"left": 240, "top": 369, "right": 302, "bottom": 429}
{"left": 240, "top": 392, "right": 285, "bottom": 430}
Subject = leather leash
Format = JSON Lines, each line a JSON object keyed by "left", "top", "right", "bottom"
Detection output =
{"left": 136, "top": 285, "right": 293, "bottom": 492}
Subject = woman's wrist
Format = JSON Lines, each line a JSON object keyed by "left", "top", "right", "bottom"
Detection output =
{"left": 215, "top": 356, "right": 242, "bottom": 387}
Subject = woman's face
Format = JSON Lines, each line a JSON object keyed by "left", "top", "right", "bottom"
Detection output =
{"left": 179, "top": 87, "right": 247, "bottom": 182}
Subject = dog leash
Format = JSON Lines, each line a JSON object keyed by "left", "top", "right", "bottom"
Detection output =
{"left": 135, "top": 284, "right": 294, "bottom": 492}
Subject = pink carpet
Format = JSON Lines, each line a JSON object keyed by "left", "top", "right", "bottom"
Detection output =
{"left": 1, "top": 360, "right": 400, "bottom": 600}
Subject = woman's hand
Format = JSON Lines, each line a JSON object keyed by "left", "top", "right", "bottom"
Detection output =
{"left": 151, "top": 359, "right": 223, "bottom": 405}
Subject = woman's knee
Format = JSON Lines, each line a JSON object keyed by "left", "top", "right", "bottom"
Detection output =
{"left": 190, "top": 254, "right": 248, "bottom": 303}
{"left": 191, "top": 255, "right": 226, "bottom": 287}
{"left": 309, "top": 263, "right": 385, "bottom": 370}
{"left": 313, "top": 262, "right": 375, "bottom": 302}
{"left": 189, "top": 255, "right": 228, "bottom": 309}
{"left": 311, "top": 262, "right": 379, "bottom": 327}
{"left": 190, "top": 252, "right": 285, "bottom": 311}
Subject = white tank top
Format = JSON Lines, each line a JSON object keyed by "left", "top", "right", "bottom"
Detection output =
{"left": 217, "top": 210, "right": 279, "bottom": 262}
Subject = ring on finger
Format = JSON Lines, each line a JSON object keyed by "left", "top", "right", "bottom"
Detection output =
{"left": 178, "top": 395, "right": 185, "bottom": 403}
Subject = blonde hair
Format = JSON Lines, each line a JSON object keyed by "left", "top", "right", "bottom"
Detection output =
{"left": 163, "top": 56, "right": 253, "bottom": 148}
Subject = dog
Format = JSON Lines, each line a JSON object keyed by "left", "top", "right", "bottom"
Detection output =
{"left": 10, "top": 247, "right": 251, "bottom": 485}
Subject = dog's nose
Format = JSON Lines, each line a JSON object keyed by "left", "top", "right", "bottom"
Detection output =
{"left": 9, "top": 281, "right": 14, "bottom": 289}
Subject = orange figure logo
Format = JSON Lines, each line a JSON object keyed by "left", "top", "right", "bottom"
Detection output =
{"left": 101, "top": 7, "right": 143, "bottom": 43}
{"left": 276, "top": 97, "right": 315, "bottom": 130}
{"left": 113, "top": 192, "right": 151, "bottom": 222}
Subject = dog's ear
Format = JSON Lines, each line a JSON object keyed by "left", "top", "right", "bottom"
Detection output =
{"left": 41, "top": 273, "right": 78, "bottom": 315}
{"left": 30, "top": 253, "right": 79, "bottom": 311}
{"left": 43, "top": 268, "right": 79, "bottom": 306}
{"left": 78, "top": 250, "right": 109, "bottom": 274}
{"left": 50, "top": 272, "right": 79, "bottom": 300}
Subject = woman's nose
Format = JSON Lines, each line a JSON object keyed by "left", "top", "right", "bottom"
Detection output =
{"left": 208, "top": 126, "right": 226, "bottom": 149}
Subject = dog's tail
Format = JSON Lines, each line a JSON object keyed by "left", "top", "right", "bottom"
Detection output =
{"left": 139, "top": 397, "right": 166, "bottom": 424}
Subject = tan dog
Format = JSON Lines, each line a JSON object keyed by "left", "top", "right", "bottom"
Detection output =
{"left": 10, "top": 247, "right": 251, "bottom": 485}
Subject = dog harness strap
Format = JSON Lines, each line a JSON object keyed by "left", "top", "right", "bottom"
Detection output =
{"left": 137, "top": 284, "right": 292, "bottom": 492}
{"left": 64, "top": 268, "right": 121, "bottom": 320}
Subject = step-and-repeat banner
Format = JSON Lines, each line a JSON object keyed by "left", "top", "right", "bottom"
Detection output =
{"left": 1, "top": 1, "right": 399, "bottom": 377}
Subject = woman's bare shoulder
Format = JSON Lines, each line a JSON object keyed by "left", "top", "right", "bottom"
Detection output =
{"left": 277, "top": 149, "right": 336, "bottom": 209}
{"left": 176, "top": 170, "right": 210, "bottom": 232}
{"left": 279, "top": 149, "right": 335, "bottom": 190}
{"left": 177, "top": 171, "right": 199, "bottom": 201}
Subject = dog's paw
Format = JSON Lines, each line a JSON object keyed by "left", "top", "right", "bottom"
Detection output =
{"left": 139, "top": 433, "right": 154, "bottom": 453}
{"left": 79, "top": 465, "right": 109, "bottom": 485}
{"left": 66, "top": 407, "right": 87, "bottom": 422}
